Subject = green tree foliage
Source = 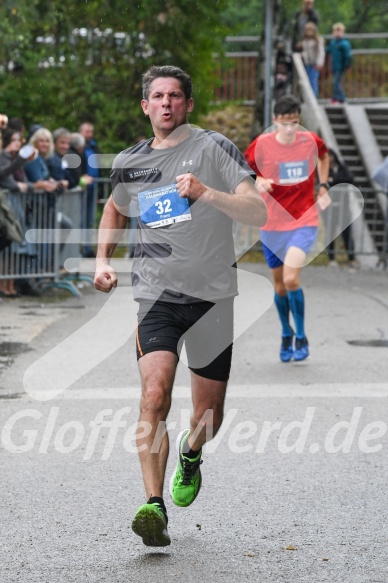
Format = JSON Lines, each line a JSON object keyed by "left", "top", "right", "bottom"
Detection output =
{"left": 1, "top": 0, "right": 387, "bottom": 153}
{"left": 221, "top": 0, "right": 264, "bottom": 35}
{"left": 0, "top": 0, "right": 231, "bottom": 152}
{"left": 280, "top": 0, "right": 388, "bottom": 34}
{"left": 222, "top": 0, "right": 388, "bottom": 37}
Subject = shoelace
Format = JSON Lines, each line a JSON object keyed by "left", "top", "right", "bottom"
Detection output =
{"left": 180, "top": 456, "right": 203, "bottom": 485}
{"left": 151, "top": 503, "right": 168, "bottom": 525}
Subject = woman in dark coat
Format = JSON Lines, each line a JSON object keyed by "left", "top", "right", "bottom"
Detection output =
{"left": 0, "top": 128, "right": 36, "bottom": 295}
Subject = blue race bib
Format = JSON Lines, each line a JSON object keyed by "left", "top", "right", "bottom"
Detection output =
{"left": 138, "top": 184, "right": 192, "bottom": 228}
{"left": 279, "top": 160, "right": 309, "bottom": 184}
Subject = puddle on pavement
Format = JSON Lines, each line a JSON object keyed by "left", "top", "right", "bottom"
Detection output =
{"left": 0, "top": 392, "right": 21, "bottom": 400}
{"left": 20, "top": 311, "right": 44, "bottom": 316}
{"left": 0, "top": 342, "right": 31, "bottom": 375}
{"left": 347, "top": 339, "right": 388, "bottom": 347}
{"left": 0, "top": 342, "right": 31, "bottom": 357}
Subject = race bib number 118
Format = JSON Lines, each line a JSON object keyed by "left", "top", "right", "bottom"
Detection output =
{"left": 279, "top": 160, "right": 309, "bottom": 184}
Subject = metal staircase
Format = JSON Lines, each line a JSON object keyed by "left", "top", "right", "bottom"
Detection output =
{"left": 323, "top": 105, "right": 386, "bottom": 258}
{"left": 365, "top": 106, "right": 388, "bottom": 158}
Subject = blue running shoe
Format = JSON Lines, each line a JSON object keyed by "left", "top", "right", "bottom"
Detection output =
{"left": 294, "top": 337, "right": 309, "bottom": 361}
{"left": 280, "top": 334, "right": 294, "bottom": 363}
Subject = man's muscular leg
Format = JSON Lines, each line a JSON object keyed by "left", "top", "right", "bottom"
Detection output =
{"left": 188, "top": 372, "right": 228, "bottom": 451}
{"left": 137, "top": 350, "right": 178, "bottom": 498}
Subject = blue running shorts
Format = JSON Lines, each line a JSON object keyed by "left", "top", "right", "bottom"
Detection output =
{"left": 260, "top": 227, "right": 318, "bottom": 269}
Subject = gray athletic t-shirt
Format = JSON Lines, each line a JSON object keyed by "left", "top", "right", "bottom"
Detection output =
{"left": 110, "top": 127, "right": 255, "bottom": 303}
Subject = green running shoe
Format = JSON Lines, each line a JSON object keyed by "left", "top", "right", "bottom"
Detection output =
{"left": 131, "top": 503, "right": 171, "bottom": 547}
{"left": 169, "top": 429, "right": 203, "bottom": 507}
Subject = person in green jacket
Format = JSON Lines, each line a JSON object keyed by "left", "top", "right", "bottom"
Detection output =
{"left": 326, "top": 23, "right": 353, "bottom": 104}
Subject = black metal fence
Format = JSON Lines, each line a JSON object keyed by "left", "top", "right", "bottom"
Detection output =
{"left": 0, "top": 187, "right": 94, "bottom": 297}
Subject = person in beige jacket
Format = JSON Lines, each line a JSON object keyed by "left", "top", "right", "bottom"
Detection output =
{"left": 300, "top": 22, "right": 326, "bottom": 97}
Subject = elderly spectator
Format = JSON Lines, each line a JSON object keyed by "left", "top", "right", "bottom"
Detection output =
{"left": 67, "top": 132, "right": 93, "bottom": 189}
{"left": 26, "top": 127, "right": 74, "bottom": 270}
{"left": 46, "top": 127, "right": 78, "bottom": 189}
{"left": 24, "top": 128, "right": 60, "bottom": 193}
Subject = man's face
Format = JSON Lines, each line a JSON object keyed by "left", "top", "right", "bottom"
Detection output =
{"left": 80, "top": 124, "right": 94, "bottom": 142}
{"left": 273, "top": 113, "right": 300, "bottom": 144}
{"left": 141, "top": 77, "right": 194, "bottom": 137}
{"left": 55, "top": 136, "right": 70, "bottom": 156}
{"left": 304, "top": 0, "right": 314, "bottom": 10}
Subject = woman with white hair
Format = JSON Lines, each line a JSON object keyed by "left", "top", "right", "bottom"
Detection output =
{"left": 24, "top": 127, "right": 74, "bottom": 270}
{"left": 24, "top": 128, "right": 59, "bottom": 192}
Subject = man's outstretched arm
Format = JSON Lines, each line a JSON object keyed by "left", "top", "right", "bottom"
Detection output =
{"left": 94, "top": 195, "right": 128, "bottom": 293}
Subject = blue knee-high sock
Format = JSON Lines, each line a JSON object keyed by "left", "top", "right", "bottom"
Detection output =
{"left": 274, "top": 293, "right": 293, "bottom": 337}
{"left": 287, "top": 288, "right": 305, "bottom": 339}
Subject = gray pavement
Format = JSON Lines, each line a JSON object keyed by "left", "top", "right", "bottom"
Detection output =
{"left": 0, "top": 261, "right": 388, "bottom": 582}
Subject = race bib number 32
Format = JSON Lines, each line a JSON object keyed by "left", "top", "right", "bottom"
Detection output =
{"left": 138, "top": 184, "right": 192, "bottom": 228}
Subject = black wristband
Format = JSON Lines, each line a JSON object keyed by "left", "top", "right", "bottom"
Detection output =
{"left": 318, "top": 182, "right": 330, "bottom": 190}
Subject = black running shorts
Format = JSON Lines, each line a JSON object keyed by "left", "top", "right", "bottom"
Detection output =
{"left": 136, "top": 299, "right": 234, "bottom": 381}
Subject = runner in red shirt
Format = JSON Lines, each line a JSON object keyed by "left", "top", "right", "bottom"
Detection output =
{"left": 245, "top": 95, "right": 330, "bottom": 362}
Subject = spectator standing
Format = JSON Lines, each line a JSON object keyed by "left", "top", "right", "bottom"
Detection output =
{"left": 293, "top": 0, "right": 320, "bottom": 50}
{"left": 323, "top": 148, "right": 358, "bottom": 269}
{"left": 26, "top": 124, "right": 43, "bottom": 143}
{"left": 301, "top": 22, "right": 325, "bottom": 97}
{"left": 46, "top": 128, "right": 78, "bottom": 189}
{"left": 326, "top": 23, "right": 353, "bottom": 104}
{"left": 79, "top": 122, "right": 100, "bottom": 257}
{"left": 68, "top": 133, "right": 93, "bottom": 189}
{"left": 0, "top": 129, "right": 36, "bottom": 296}
{"left": 68, "top": 132, "right": 95, "bottom": 257}
{"left": 25, "top": 128, "right": 60, "bottom": 193}
{"left": 7, "top": 118, "right": 26, "bottom": 142}
{"left": 38, "top": 128, "right": 75, "bottom": 268}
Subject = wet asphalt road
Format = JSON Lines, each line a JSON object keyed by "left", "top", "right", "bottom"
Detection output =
{"left": 0, "top": 262, "right": 387, "bottom": 582}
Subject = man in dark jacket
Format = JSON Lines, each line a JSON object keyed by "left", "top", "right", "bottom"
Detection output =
{"left": 79, "top": 122, "right": 100, "bottom": 257}
{"left": 293, "top": 0, "right": 320, "bottom": 50}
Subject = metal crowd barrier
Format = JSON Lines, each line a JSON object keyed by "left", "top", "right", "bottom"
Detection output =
{"left": 234, "top": 185, "right": 388, "bottom": 266}
{"left": 0, "top": 188, "right": 94, "bottom": 297}
{"left": 89, "top": 179, "right": 388, "bottom": 266}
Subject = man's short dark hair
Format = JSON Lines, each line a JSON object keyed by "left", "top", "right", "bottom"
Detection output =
{"left": 273, "top": 95, "right": 301, "bottom": 117}
{"left": 142, "top": 66, "right": 193, "bottom": 101}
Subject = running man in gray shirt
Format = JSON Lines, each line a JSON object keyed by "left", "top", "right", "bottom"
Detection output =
{"left": 94, "top": 65, "right": 267, "bottom": 547}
